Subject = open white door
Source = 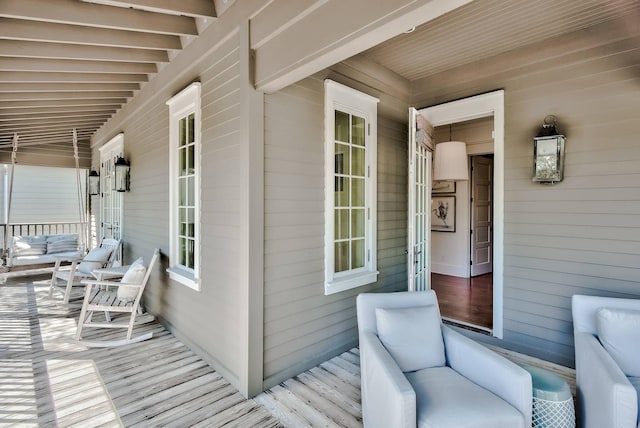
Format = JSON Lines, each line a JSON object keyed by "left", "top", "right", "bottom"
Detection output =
{"left": 407, "top": 108, "right": 433, "bottom": 291}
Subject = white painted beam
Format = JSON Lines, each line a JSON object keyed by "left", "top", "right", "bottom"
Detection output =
{"left": 0, "top": 91, "right": 134, "bottom": 101}
{"left": 0, "top": 71, "right": 148, "bottom": 83}
{"left": 0, "top": 99, "right": 127, "bottom": 109}
{"left": 81, "top": 0, "right": 217, "bottom": 19}
{"left": 0, "top": 82, "right": 140, "bottom": 92}
{"left": 0, "top": 58, "right": 156, "bottom": 74}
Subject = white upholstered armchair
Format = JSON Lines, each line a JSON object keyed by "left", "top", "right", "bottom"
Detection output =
{"left": 572, "top": 294, "right": 640, "bottom": 428}
{"left": 357, "top": 290, "right": 532, "bottom": 428}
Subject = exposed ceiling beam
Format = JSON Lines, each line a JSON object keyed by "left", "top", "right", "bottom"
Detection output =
{"left": 0, "top": 71, "right": 148, "bottom": 83}
{"left": 0, "top": 82, "right": 140, "bottom": 92}
{"left": 0, "top": 40, "right": 169, "bottom": 63}
{"left": 0, "top": 58, "right": 157, "bottom": 74}
{"left": 0, "top": 106, "right": 118, "bottom": 116}
{"left": 0, "top": 99, "right": 127, "bottom": 109}
{"left": 0, "top": 121, "right": 103, "bottom": 132}
{"left": 0, "top": 113, "right": 114, "bottom": 124}
{"left": 81, "top": 0, "right": 217, "bottom": 19}
{"left": 0, "top": 0, "right": 198, "bottom": 36}
{"left": 0, "top": 18, "right": 182, "bottom": 50}
{"left": 0, "top": 91, "right": 134, "bottom": 101}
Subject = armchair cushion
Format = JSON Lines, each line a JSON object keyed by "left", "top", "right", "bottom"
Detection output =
{"left": 375, "top": 305, "right": 445, "bottom": 372}
{"left": 117, "top": 257, "right": 145, "bottom": 302}
{"left": 77, "top": 247, "right": 111, "bottom": 275}
{"left": 597, "top": 308, "right": 640, "bottom": 377}
{"left": 406, "top": 366, "right": 525, "bottom": 428}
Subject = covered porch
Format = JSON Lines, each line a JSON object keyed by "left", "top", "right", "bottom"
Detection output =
{"left": 1, "top": 274, "right": 575, "bottom": 427}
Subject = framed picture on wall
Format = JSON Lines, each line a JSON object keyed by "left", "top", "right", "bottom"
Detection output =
{"left": 431, "top": 195, "right": 455, "bottom": 232}
{"left": 432, "top": 180, "right": 455, "bottom": 194}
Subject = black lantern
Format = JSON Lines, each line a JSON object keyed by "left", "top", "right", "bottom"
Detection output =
{"left": 114, "top": 156, "right": 130, "bottom": 192}
{"left": 88, "top": 169, "right": 100, "bottom": 195}
{"left": 533, "top": 115, "right": 565, "bottom": 184}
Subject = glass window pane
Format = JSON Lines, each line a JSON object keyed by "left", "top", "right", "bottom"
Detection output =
{"left": 179, "top": 118, "right": 186, "bottom": 147}
{"left": 334, "top": 143, "right": 350, "bottom": 175}
{"left": 188, "top": 145, "right": 195, "bottom": 174}
{"left": 335, "top": 111, "right": 350, "bottom": 143}
{"left": 187, "top": 238, "right": 195, "bottom": 268}
{"left": 187, "top": 207, "right": 195, "bottom": 238}
{"left": 352, "top": 239, "right": 365, "bottom": 269}
{"left": 179, "top": 147, "right": 187, "bottom": 176}
{"left": 351, "top": 178, "right": 365, "bottom": 207}
{"left": 334, "top": 241, "right": 350, "bottom": 273}
{"left": 352, "top": 147, "right": 365, "bottom": 176}
{"left": 188, "top": 113, "right": 195, "bottom": 143}
{"left": 335, "top": 209, "right": 350, "bottom": 240}
{"left": 179, "top": 177, "right": 187, "bottom": 205}
{"left": 335, "top": 177, "right": 350, "bottom": 207}
{"left": 351, "top": 208, "right": 365, "bottom": 238}
{"left": 179, "top": 237, "right": 186, "bottom": 266}
{"left": 352, "top": 116, "right": 365, "bottom": 146}
{"left": 187, "top": 176, "right": 195, "bottom": 206}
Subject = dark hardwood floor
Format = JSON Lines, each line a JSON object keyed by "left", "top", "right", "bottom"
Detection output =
{"left": 431, "top": 272, "right": 493, "bottom": 331}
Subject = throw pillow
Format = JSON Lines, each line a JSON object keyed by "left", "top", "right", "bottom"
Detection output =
{"left": 46, "top": 234, "right": 78, "bottom": 254}
{"left": 117, "top": 258, "right": 146, "bottom": 302}
{"left": 597, "top": 307, "right": 640, "bottom": 377}
{"left": 375, "top": 305, "right": 446, "bottom": 372}
{"left": 77, "top": 247, "right": 112, "bottom": 275}
{"left": 13, "top": 235, "right": 47, "bottom": 256}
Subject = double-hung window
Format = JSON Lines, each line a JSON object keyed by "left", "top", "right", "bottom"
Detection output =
{"left": 324, "top": 80, "right": 379, "bottom": 295}
{"left": 166, "top": 82, "right": 201, "bottom": 290}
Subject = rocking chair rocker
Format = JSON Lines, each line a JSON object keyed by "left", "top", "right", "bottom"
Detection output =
{"left": 75, "top": 248, "right": 160, "bottom": 347}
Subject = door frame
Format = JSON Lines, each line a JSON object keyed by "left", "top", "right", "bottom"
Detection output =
{"left": 417, "top": 90, "right": 504, "bottom": 338}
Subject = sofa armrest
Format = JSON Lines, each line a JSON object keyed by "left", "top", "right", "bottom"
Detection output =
{"left": 359, "top": 331, "right": 416, "bottom": 428}
{"left": 574, "top": 331, "right": 637, "bottom": 428}
{"left": 443, "top": 327, "right": 532, "bottom": 426}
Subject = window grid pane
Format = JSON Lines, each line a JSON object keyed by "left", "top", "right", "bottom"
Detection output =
{"left": 333, "top": 110, "right": 366, "bottom": 273}
{"left": 176, "top": 112, "right": 197, "bottom": 271}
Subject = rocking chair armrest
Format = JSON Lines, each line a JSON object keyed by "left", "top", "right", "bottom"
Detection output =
{"left": 81, "top": 279, "right": 143, "bottom": 288}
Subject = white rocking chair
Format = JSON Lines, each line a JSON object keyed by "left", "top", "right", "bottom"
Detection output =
{"left": 75, "top": 248, "right": 159, "bottom": 347}
{"left": 49, "top": 237, "right": 121, "bottom": 304}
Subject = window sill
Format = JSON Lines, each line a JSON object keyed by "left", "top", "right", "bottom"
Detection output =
{"left": 324, "top": 270, "right": 378, "bottom": 296}
{"left": 167, "top": 266, "right": 200, "bottom": 291}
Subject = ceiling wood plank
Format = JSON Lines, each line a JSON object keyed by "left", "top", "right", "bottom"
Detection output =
{"left": 81, "top": 0, "right": 217, "bottom": 19}
{"left": 0, "top": 57, "right": 157, "bottom": 74}
{"left": 0, "top": 0, "right": 198, "bottom": 36}
{"left": 0, "top": 71, "right": 148, "bottom": 83}
{"left": 0, "top": 40, "right": 169, "bottom": 63}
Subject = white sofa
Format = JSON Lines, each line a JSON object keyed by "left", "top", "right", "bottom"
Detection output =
{"left": 8, "top": 234, "right": 82, "bottom": 267}
{"left": 357, "top": 290, "right": 532, "bottom": 428}
{"left": 572, "top": 294, "right": 640, "bottom": 428}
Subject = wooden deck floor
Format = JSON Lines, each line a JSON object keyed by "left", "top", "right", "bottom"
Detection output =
{"left": 1, "top": 275, "right": 576, "bottom": 427}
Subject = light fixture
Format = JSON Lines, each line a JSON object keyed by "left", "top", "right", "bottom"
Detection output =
{"left": 88, "top": 169, "right": 100, "bottom": 195}
{"left": 433, "top": 124, "right": 468, "bottom": 181}
{"left": 114, "top": 156, "right": 130, "bottom": 192}
{"left": 533, "top": 115, "right": 565, "bottom": 184}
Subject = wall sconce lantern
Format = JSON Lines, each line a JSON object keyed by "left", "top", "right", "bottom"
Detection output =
{"left": 533, "top": 115, "right": 565, "bottom": 184}
{"left": 88, "top": 169, "right": 100, "bottom": 195}
{"left": 114, "top": 156, "right": 130, "bottom": 192}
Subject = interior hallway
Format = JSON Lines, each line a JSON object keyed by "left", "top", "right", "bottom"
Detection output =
{"left": 431, "top": 273, "right": 493, "bottom": 331}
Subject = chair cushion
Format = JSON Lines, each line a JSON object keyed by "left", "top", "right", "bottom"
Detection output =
{"left": 626, "top": 376, "right": 640, "bottom": 428}
{"left": 375, "top": 305, "right": 445, "bottom": 372}
{"left": 117, "top": 258, "right": 146, "bottom": 302}
{"left": 13, "top": 235, "right": 47, "bottom": 256}
{"left": 597, "top": 308, "right": 640, "bottom": 377}
{"left": 406, "top": 366, "right": 525, "bottom": 428}
{"left": 46, "top": 234, "right": 78, "bottom": 254}
{"left": 77, "top": 247, "right": 112, "bottom": 275}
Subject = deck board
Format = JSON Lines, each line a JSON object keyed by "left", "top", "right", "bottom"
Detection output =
{"left": 1, "top": 276, "right": 578, "bottom": 428}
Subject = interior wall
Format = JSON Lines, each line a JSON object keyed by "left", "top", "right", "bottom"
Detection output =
{"left": 431, "top": 118, "right": 494, "bottom": 277}
{"left": 412, "top": 20, "right": 640, "bottom": 367}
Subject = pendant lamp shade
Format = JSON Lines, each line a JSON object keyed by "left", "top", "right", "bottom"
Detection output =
{"left": 434, "top": 141, "right": 468, "bottom": 181}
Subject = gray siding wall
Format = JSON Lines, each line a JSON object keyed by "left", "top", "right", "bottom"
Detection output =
{"left": 91, "top": 32, "right": 247, "bottom": 387}
{"left": 263, "top": 59, "right": 410, "bottom": 387}
{"left": 412, "top": 20, "right": 640, "bottom": 366}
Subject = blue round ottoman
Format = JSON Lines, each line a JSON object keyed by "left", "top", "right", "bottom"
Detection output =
{"left": 522, "top": 364, "right": 575, "bottom": 428}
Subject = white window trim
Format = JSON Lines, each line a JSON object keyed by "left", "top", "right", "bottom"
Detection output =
{"left": 324, "top": 79, "right": 379, "bottom": 295}
{"left": 166, "top": 82, "right": 202, "bottom": 291}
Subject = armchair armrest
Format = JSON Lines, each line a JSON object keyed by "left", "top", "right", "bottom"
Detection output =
{"left": 81, "top": 279, "right": 143, "bottom": 289}
{"left": 574, "top": 331, "right": 637, "bottom": 428}
{"left": 359, "top": 332, "right": 416, "bottom": 428}
{"left": 443, "top": 327, "right": 532, "bottom": 426}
